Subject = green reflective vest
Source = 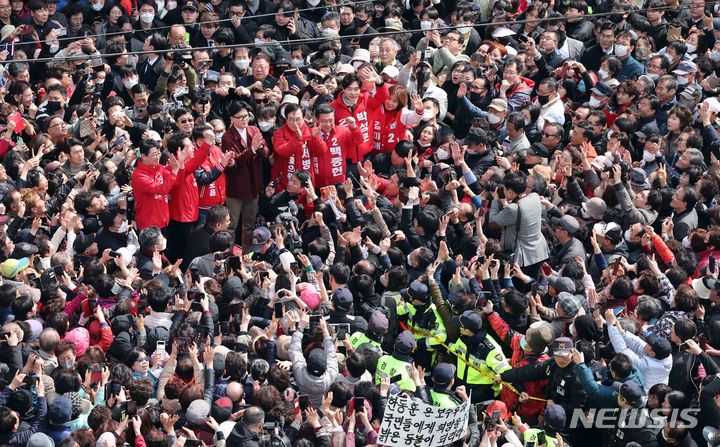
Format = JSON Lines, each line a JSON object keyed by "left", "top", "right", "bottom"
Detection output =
{"left": 349, "top": 332, "right": 381, "bottom": 351}
{"left": 429, "top": 388, "right": 461, "bottom": 408}
{"left": 374, "top": 354, "right": 415, "bottom": 392}
{"left": 449, "top": 334, "right": 510, "bottom": 393}
{"left": 523, "top": 428, "right": 557, "bottom": 447}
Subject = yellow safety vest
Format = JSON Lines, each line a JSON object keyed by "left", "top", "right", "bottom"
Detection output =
{"left": 374, "top": 354, "right": 415, "bottom": 392}
{"left": 429, "top": 388, "right": 461, "bottom": 408}
{"left": 449, "top": 334, "right": 511, "bottom": 394}
{"left": 349, "top": 332, "right": 381, "bottom": 351}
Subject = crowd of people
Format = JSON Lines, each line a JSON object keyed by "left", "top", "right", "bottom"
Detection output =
{"left": 0, "top": 0, "right": 720, "bottom": 445}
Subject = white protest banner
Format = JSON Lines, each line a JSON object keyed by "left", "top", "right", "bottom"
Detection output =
{"left": 378, "top": 394, "right": 469, "bottom": 447}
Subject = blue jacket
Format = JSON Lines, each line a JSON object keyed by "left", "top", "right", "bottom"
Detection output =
{"left": 619, "top": 56, "right": 645, "bottom": 81}
{"left": 47, "top": 424, "right": 72, "bottom": 445}
{"left": 575, "top": 363, "right": 645, "bottom": 408}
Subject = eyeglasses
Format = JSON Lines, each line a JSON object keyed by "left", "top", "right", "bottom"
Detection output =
{"left": 234, "top": 114, "right": 250, "bottom": 120}
{"left": 178, "top": 118, "right": 193, "bottom": 124}
{"left": 49, "top": 122, "right": 66, "bottom": 129}
{"left": 542, "top": 132, "right": 558, "bottom": 137}
{"left": 443, "top": 36, "right": 459, "bottom": 42}
{"left": 135, "top": 356, "right": 148, "bottom": 362}
{"left": 255, "top": 98, "right": 268, "bottom": 104}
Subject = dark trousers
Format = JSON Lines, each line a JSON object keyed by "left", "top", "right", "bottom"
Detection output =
{"left": 166, "top": 220, "right": 196, "bottom": 263}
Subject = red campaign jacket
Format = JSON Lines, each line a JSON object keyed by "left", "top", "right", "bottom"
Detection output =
{"left": 271, "top": 123, "right": 326, "bottom": 191}
{"left": 169, "top": 142, "right": 211, "bottom": 223}
{"left": 487, "top": 312, "right": 549, "bottom": 420}
{"left": 198, "top": 145, "right": 227, "bottom": 208}
{"left": 313, "top": 125, "right": 364, "bottom": 187}
{"left": 330, "top": 83, "right": 389, "bottom": 163}
{"left": 131, "top": 161, "right": 179, "bottom": 230}
{"left": 222, "top": 125, "right": 267, "bottom": 200}
{"left": 370, "top": 106, "right": 423, "bottom": 154}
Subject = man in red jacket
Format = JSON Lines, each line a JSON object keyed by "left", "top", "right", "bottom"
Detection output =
{"left": 271, "top": 103, "right": 326, "bottom": 191}
{"left": 131, "top": 139, "right": 185, "bottom": 231}
{"left": 311, "top": 103, "right": 363, "bottom": 188}
{"left": 165, "top": 126, "right": 214, "bottom": 262}
{"left": 222, "top": 101, "right": 268, "bottom": 251}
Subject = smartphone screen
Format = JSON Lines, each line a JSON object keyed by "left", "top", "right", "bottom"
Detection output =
{"left": 299, "top": 394, "right": 309, "bottom": 411}
{"left": 355, "top": 396, "right": 365, "bottom": 412}
{"left": 710, "top": 256, "right": 716, "bottom": 273}
{"left": 390, "top": 374, "right": 403, "bottom": 383}
{"left": 274, "top": 302, "right": 283, "bottom": 319}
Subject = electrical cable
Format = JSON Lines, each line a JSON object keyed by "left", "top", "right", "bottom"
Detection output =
{"left": 5, "top": 0, "right": 717, "bottom": 64}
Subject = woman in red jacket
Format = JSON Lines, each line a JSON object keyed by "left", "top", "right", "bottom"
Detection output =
{"left": 369, "top": 86, "right": 427, "bottom": 154}
{"left": 130, "top": 140, "right": 184, "bottom": 231}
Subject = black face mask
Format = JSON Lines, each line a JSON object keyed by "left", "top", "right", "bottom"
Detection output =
{"left": 537, "top": 94, "right": 550, "bottom": 105}
{"left": 46, "top": 100, "right": 62, "bottom": 113}
{"left": 469, "top": 92, "right": 484, "bottom": 105}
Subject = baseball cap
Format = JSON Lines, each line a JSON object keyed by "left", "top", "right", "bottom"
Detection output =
{"left": 367, "top": 310, "right": 389, "bottom": 334}
{"left": 331, "top": 287, "right": 354, "bottom": 310}
{"left": 394, "top": 330, "right": 416, "bottom": 354}
{"left": 0, "top": 258, "right": 29, "bottom": 279}
{"left": 381, "top": 65, "right": 399, "bottom": 79}
{"left": 250, "top": 227, "right": 272, "bottom": 252}
{"left": 544, "top": 404, "right": 566, "bottom": 431}
{"left": 526, "top": 142, "right": 550, "bottom": 158}
{"left": 73, "top": 233, "right": 96, "bottom": 254}
{"left": 463, "top": 128, "right": 488, "bottom": 146}
{"left": 181, "top": 0, "right": 198, "bottom": 11}
{"left": 432, "top": 363, "right": 456, "bottom": 387}
{"left": 552, "top": 337, "right": 573, "bottom": 357}
{"left": 11, "top": 242, "right": 37, "bottom": 259}
{"left": 488, "top": 98, "right": 508, "bottom": 113}
{"left": 692, "top": 276, "right": 716, "bottom": 299}
{"left": 593, "top": 222, "right": 623, "bottom": 245}
{"left": 590, "top": 155, "right": 613, "bottom": 171}
{"left": 673, "top": 60, "right": 697, "bottom": 75}
{"left": 619, "top": 381, "right": 645, "bottom": 407}
{"left": 551, "top": 215, "right": 580, "bottom": 235}
{"left": 452, "top": 310, "right": 483, "bottom": 333}
{"left": 401, "top": 280, "right": 429, "bottom": 302}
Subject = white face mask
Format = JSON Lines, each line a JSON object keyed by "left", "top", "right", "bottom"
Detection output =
{"left": 300, "top": 100, "right": 310, "bottom": 108}
{"left": 140, "top": 12, "right": 154, "bottom": 23}
{"left": 436, "top": 148, "right": 450, "bottom": 160}
{"left": 678, "top": 76, "right": 689, "bottom": 86}
{"left": 234, "top": 59, "right": 250, "bottom": 70}
{"left": 487, "top": 113, "right": 502, "bottom": 124}
{"left": 686, "top": 43, "right": 697, "bottom": 53}
{"left": 123, "top": 78, "right": 138, "bottom": 89}
{"left": 254, "top": 38, "right": 266, "bottom": 46}
{"left": 215, "top": 133, "right": 222, "bottom": 143}
{"left": 646, "top": 72, "right": 659, "bottom": 81}
{"left": 663, "top": 53, "right": 673, "bottom": 63}
{"left": 158, "top": 237, "right": 167, "bottom": 252}
{"left": 682, "top": 235, "right": 692, "bottom": 249}
{"left": 712, "top": 50, "right": 720, "bottom": 62}
{"left": 420, "top": 20, "right": 432, "bottom": 30}
{"left": 114, "top": 220, "right": 128, "bottom": 233}
{"left": 614, "top": 44, "right": 628, "bottom": 57}
{"left": 323, "top": 28, "right": 339, "bottom": 37}
{"left": 110, "top": 185, "right": 120, "bottom": 196}
{"left": 597, "top": 69, "right": 609, "bottom": 80}
{"left": 291, "top": 58, "right": 304, "bottom": 68}
{"left": 643, "top": 150, "right": 656, "bottom": 162}
{"left": 60, "top": 359, "right": 74, "bottom": 369}
{"left": 588, "top": 96, "right": 602, "bottom": 108}
{"left": 91, "top": 2, "right": 103, "bottom": 11}
{"left": 174, "top": 86, "right": 189, "bottom": 96}
{"left": 258, "top": 121, "right": 273, "bottom": 132}
{"left": 458, "top": 25, "right": 471, "bottom": 34}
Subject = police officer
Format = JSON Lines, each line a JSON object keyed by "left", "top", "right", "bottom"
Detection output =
{"left": 397, "top": 280, "right": 447, "bottom": 369}
{"left": 448, "top": 310, "right": 511, "bottom": 403}
{"left": 429, "top": 363, "right": 471, "bottom": 408}
{"left": 607, "top": 382, "right": 658, "bottom": 447}
{"left": 375, "top": 331, "right": 418, "bottom": 392}
{"left": 326, "top": 287, "right": 368, "bottom": 333}
{"left": 349, "top": 310, "right": 388, "bottom": 354}
{"left": 500, "top": 337, "right": 588, "bottom": 419}
{"left": 523, "top": 404, "right": 567, "bottom": 447}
